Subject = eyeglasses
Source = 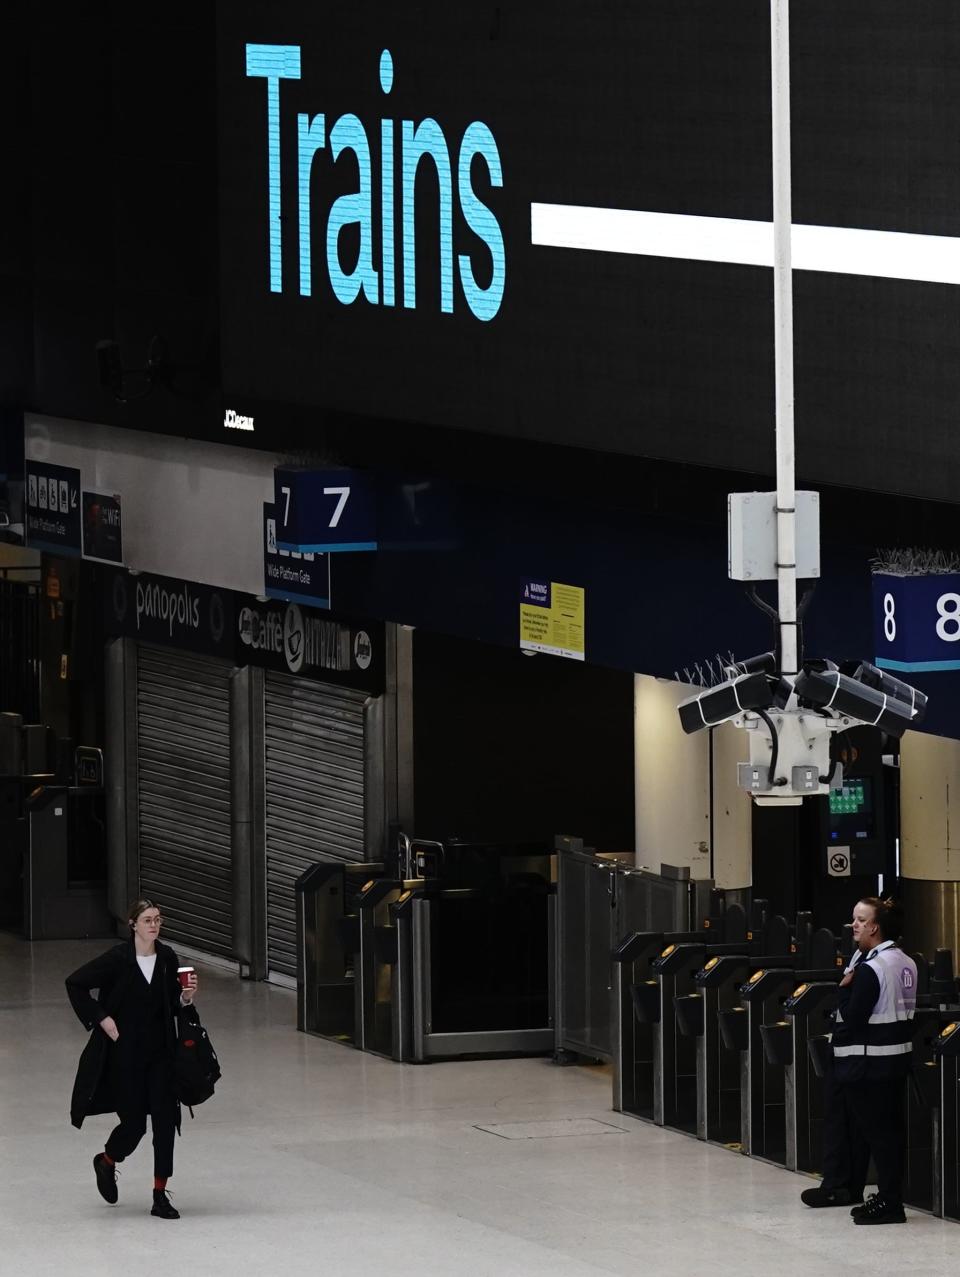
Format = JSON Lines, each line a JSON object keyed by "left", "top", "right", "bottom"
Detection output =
{"left": 140, "top": 916, "right": 164, "bottom": 927}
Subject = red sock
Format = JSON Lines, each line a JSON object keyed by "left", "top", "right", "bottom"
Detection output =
{"left": 102, "top": 1153, "right": 115, "bottom": 1167}
{"left": 154, "top": 1177, "right": 167, "bottom": 1191}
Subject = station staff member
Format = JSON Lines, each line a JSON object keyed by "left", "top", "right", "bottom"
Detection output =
{"left": 801, "top": 896, "right": 916, "bottom": 1224}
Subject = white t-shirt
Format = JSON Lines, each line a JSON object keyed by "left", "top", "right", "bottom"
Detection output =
{"left": 136, "top": 953, "right": 157, "bottom": 983}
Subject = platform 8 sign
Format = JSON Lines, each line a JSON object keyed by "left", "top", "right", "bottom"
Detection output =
{"left": 873, "top": 572, "right": 960, "bottom": 672}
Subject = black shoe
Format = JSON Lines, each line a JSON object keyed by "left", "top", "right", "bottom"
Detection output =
{"left": 851, "top": 1192, "right": 878, "bottom": 1219}
{"left": 151, "top": 1189, "right": 180, "bottom": 1220}
{"left": 93, "top": 1154, "right": 118, "bottom": 1205}
{"left": 853, "top": 1195, "right": 906, "bottom": 1225}
{"left": 801, "top": 1185, "right": 857, "bottom": 1208}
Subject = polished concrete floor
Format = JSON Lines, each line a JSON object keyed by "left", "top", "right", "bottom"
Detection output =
{"left": 2, "top": 932, "right": 958, "bottom": 1276}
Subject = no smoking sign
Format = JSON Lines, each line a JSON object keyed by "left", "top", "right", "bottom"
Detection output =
{"left": 827, "top": 847, "right": 851, "bottom": 878}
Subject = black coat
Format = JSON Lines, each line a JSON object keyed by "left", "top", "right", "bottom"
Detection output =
{"left": 66, "top": 940, "right": 182, "bottom": 1129}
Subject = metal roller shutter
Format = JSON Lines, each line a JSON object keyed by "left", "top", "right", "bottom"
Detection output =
{"left": 264, "top": 672, "right": 367, "bottom": 977}
{"left": 137, "top": 646, "right": 234, "bottom": 959}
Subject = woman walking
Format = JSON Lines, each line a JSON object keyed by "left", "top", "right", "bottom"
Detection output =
{"left": 66, "top": 899, "right": 199, "bottom": 1219}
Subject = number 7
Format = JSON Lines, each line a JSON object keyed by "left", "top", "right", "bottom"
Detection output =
{"left": 323, "top": 486, "right": 350, "bottom": 528}
{"left": 280, "top": 485, "right": 291, "bottom": 526}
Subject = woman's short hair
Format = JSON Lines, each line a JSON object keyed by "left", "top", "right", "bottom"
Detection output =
{"left": 127, "top": 897, "right": 161, "bottom": 928}
{"left": 859, "top": 896, "right": 903, "bottom": 942}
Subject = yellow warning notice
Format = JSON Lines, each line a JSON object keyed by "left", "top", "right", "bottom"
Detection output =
{"left": 519, "top": 580, "right": 585, "bottom": 660}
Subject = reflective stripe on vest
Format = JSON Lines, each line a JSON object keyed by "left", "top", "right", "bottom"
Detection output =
{"left": 833, "top": 1042, "right": 912, "bottom": 1058}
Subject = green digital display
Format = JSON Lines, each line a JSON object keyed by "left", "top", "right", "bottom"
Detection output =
{"left": 830, "top": 781, "right": 867, "bottom": 817}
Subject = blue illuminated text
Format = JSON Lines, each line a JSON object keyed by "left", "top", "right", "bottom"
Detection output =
{"left": 245, "top": 45, "right": 505, "bottom": 321}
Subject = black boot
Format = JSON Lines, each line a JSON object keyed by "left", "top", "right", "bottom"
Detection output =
{"left": 800, "top": 1185, "right": 858, "bottom": 1208}
{"left": 853, "top": 1194, "right": 906, "bottom": 1225}
{"left": 151, "top": 1188, "right": 180, "bottom": 1219}
{"left": 851, "top": 1191, "right": 878, "bottom": 1219}
{"left": 93, "top": 1154, "right": 118, "bottom": 1205}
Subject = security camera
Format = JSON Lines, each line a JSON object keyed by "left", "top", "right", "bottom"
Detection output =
{"left": 676, "top": 653, "right": 925, "bottom": 804}
{"left": 840, "top": 660, "right": 928, "bottom": 725}
{"left": 793, "top": 666, "right": 919, "bottom": 738}
{"left": 677, "top": 669, "right": 775, "bottom": 734}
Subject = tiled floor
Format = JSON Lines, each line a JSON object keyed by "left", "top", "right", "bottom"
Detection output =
{"left": 2, "top": 932, "right": 957, "bottom": 1275}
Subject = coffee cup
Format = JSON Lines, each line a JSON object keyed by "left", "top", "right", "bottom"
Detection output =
{"left": 177, "top": 966, "right": 196, "bottom": 990}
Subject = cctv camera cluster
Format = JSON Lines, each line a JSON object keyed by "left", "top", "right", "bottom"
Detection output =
{"left": 677, "top": 655, "right": 926, "bottom": 807}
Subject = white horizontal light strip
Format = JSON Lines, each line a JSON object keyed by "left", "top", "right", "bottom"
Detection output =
{"left": 530, "top": 202, "right": 960, "bottom": 285}
{"left": 531, "top": 204, "right": 773, "bottom": 268}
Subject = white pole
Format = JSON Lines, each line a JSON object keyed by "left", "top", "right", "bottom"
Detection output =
{"left": 771, "top": 0, "right": 798, "bottom": 675}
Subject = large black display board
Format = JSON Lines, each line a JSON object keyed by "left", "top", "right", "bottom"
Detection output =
{"left": 218, "top": 1, "right": 960, "bottom": 500}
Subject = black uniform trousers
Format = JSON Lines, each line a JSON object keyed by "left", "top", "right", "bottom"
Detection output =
{"left": 104, "top": 1053, "right": 177, "bottom": 1178}
{"left": 821, "top": 1067, "right": 906, "bottom": 1204}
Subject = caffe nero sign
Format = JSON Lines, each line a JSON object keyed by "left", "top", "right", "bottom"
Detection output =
{"left": 237, "top": 597, "right": 382, "bottom": 690}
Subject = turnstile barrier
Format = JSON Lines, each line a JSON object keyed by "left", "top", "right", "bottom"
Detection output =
{"left": 555, "top": 839, "right": 707, "bottom": 1064}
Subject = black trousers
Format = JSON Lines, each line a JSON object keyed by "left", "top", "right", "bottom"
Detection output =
{"left": 821, "top": 1068, "right": 906, "bottom": 1203}
{"left": 104, "top": 1056, "right": 177, "bottom": 1178}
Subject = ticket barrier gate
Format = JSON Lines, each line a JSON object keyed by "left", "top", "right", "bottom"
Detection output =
{"left": 614, "top": 930, "right": 712, "bottom": 1122}
{"left": 897, "top": 950, "right": 959, "bottom": 1216}
{"left": 886, "top": 1004, "right": 945, "bottom": 1214}
{"left": 715, "top": 925, "right": 842, "bottom": 1164}
{"left": 638, "top": 921, "right": 753, "bottom": 1132}
{"left": 388, "top": 837, "right": 556, "bottom": 1062}
{"left": 357, "top": 876, "right": 405, "bottom": 1056}
{"left": 701, "top": 910, "right": 795, "bottom": 1151}
{"left": 687, "top": 952, "right": 795, "bottom": 1146}
{"left": 296, "top": 859, "right": 388, "bottom": 1045}
{"left": 614, "top": 898, "right": 756, "bottom": 1125}
{"left": 554, "top": 845, "right": 708, "bottom": 1067}
{"left": 758, "top": 978, "right": 841, "bottom": 1173}
{"left": 667, "top": 906, "right": 805, "bottom": 1144}
{"left": 615, "top": 904, "right": 750, "bottom": 1133}
{"left": 935, "top": 1018, "right": 960, "bottom": 1221}
{"left": 724, "top": 966, "right": 797, "bottom": 1163}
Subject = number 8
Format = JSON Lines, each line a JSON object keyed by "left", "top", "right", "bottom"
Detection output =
{"left": 883, "top": 592, "right": 896, "bottom": 642}
{"left": 937, "top": 593, "right": 960, "bottom": 642}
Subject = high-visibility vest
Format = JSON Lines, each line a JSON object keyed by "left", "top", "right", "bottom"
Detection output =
{"left": 832, "top": 943, "right": 917, "bottom": 1059}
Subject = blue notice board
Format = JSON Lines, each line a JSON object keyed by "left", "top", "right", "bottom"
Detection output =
{"left": 873, "top": 572, "right": 960, "bottom": 671}
{"left": 273, "top": 467, "right": 377, "bottom": 553}
{"left": 263, "top": 503, "right": 331, "bottom": 608}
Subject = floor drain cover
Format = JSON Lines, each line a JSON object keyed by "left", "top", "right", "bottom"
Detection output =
{"left": 474, "top": 1118, "right": 629, "bottom": 1140}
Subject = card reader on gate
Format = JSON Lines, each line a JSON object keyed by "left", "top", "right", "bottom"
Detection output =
{"left": 935, "top": 1021, "right": 960, "bottom": 1057}
{"left": 652, "top": 942, "right": 706, "bottom": 975}
{"left": 783, "top": 980, "right": 839, "bottom": 1016}
{"left": 741, "top": 968, "right": 794, "bottom": 1000}
{"left": 357, "top": 879, "right": 401, "bottom": 908}
{"left": 408, "top": 839, "right": 444, "bottom": 879}
{"left": 695, "top": 954, "right": 754, "bottom": 988}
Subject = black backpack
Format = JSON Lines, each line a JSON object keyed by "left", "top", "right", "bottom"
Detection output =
{"left": 175, "top": 1005, "right": 221, "bottom": 1110}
